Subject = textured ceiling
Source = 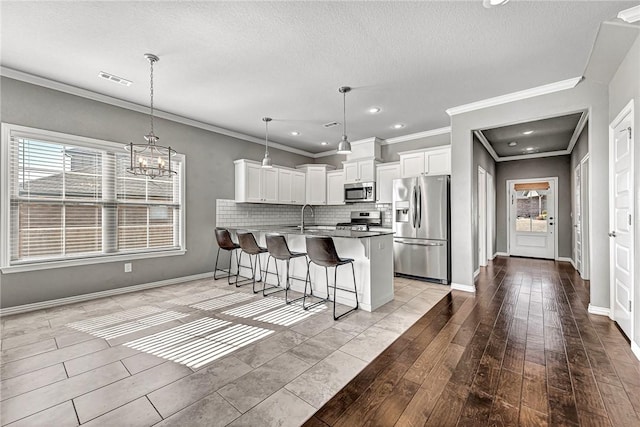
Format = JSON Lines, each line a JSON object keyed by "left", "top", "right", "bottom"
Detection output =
{"left": 482, "top": 112, "right": 584, "bottom": 157}
{"left": 0, "top": 1, "right": 634, "bottom": 154}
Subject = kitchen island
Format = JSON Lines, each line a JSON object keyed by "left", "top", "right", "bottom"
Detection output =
{"left": 225, "top": 226, "right": 394, "bottom": 312}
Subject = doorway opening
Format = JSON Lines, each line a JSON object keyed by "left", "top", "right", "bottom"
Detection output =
{"left": 507, "top": 177, "right": 558, "bottom": 259}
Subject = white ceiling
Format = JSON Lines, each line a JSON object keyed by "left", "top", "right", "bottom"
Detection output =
{"left": 0, "top": 1, "right": 635, "bottom": 154}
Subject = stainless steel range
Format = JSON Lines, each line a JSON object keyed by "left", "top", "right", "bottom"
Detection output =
{"left": 336, "top": 211, "right": 382, "bottom": 231}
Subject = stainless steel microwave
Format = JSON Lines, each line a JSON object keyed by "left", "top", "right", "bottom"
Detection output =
{"left": 344, "top": 182, "right": 375, "bottom": 203}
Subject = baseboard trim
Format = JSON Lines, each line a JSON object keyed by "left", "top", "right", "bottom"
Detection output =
{"left": 473, "top": 269, "right": 480, "bottom": 279}
{"left": 451, "top": 282, "right": 476, "bottom": 293}
{"left": 587, "top": 304, "right": 610, "bottom": 317}
{"left": 495, "top": 252, "right": 508, "bottom": 257}
{"left": 0, "top": 272, "right": 215, "bottom": 317}
{"left": 557, "top": 256, "right": 574, "bottom": 264}
{"left": 632, "top": 340, "right": 640, "bottom": 361}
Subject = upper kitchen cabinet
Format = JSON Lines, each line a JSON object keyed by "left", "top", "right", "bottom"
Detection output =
{"left": 399, "top": 146, "right": 451, "bottom": 178}
{"left": 343, "top": 159, "right": 378, "bottom": 184}
{"left": 296, "top": 164, "right": 335, "bottom": 205}
{"left": 278, "top": 168, "right": 306, "bottom": 205}
{"left": 234, "top": 159, "right": 279, "bottom": 203}
{"left": 326, "top": 170, "right": 345, "bottom": 205}
{"left": 376, "top": 162, "right": 400, "bottom": 204}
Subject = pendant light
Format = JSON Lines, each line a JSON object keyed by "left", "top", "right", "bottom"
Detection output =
{"left": 125, "top": 53, "right": 177, "bottom": 179}
{"left": 336, "top": 86, "right": 352, "bottom": 154}
{"left": 262, "top": 117, "right": 273, "bottom": 168}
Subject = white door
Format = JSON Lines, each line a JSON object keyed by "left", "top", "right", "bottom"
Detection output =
{"left": 344, "top": 162, "right": 359, "bottom": 183}
{"left": 610, "top": 104, "right": 634, "bottom": 339}
{"left": 262, "top": 167, "right": 279, "bottom": 203}
{"left": 580, "top": 158, "right": 590, "bottom": 280}
{"left": 509, "top": 179, "right": 556, "bottom": 259}
{"left": 574, "top": 165, "right": 582, "bottom": 274}
{"left": 426, "top": 148, "right": 451, "bottom": 175}
{"left": 478, "top": 167, "right": 487, "bottom": 267}
{"left": 291, "top": 172, "right": 305, "bottom": 205}
{"left": 487, "top": 173, "right": 494, "bottom": 260}
{"left": 358, "top": 161, "right": 375, "bottom": 182}
{"left": 400, "top": 152, "right": 425, "bottom": 178}
{"left": 278, "top": 169, "right": 292, "bottom": 204}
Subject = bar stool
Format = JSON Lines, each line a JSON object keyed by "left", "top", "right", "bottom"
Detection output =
{"left": 214, "top": 227, "right": 241, "bottom": 285}
{"left": 237, "top": 231, "right": 268, "bottom": 293}
{"left": 304, "top": 236, "right": 359, "bottom": 320}
{"left": 264, "top": 234, "right": 307, "bottom": 303}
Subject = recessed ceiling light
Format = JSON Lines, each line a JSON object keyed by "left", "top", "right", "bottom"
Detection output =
{"left": 290, "top": 131, "right": 300, "bottom": 136}
{"left": 483, "top": 0, "right": 509, "bottom": 8}
{"left": 508, "top": 141, "right": 517, "bottom": 147}
{"left": 392, "top": 123, "right": 405, "bottom": 129}
{"left": 98, "top": 71, "right": 132, "bottom": 87}
{"left": 368, "top": 107, "right": 381, "bottom": 114}
{"left": 525, "top": 147, "right": 534, "bottom": 151}
{"left": 523, "top": 130, "right": 534, "bottom": 135}
{"left": 320, "top": 141, "right": 328, "bottom": 146}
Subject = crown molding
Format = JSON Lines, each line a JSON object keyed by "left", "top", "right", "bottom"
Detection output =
{"left": 0, "top": 66, "right": 316, "bottom": 158}
{"left": 383, "top": 127, "right": 451, "bottom": 145}
{"left": 446, "top": 76, "right": 583, "bottom": 116}
{"left": 618, "top": 5, "right": 640, "bottom": 23}
{"left": 474, "top": 130, "right": 499, "bottom": 162}
{"left": 566, "top": 111, "right": 589, "bottom": 153}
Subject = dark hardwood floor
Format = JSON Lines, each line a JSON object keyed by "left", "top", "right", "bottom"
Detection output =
{"left": 304, "top": 256, "right": 640, "bottom": 427}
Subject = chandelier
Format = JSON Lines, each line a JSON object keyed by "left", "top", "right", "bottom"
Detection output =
{"left": 126, "top": 53, "right": 177, "bottom": 179}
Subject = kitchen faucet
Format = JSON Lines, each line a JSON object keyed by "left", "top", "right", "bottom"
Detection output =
{"left": 301, "top": 204, "right": 314, "bottom": 231}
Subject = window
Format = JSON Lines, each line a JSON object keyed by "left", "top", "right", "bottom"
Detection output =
{"left": 1, "top": 124, "right": 185, "bottom": 270}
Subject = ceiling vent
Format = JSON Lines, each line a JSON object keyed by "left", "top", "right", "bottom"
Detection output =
{"left": 323, "top": 121, "right": 340, "bottom": 128}
{"left": 99, "top": 71, "right": 132, "bottom": 87}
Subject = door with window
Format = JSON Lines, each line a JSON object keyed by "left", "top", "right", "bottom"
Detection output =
{"left": 508, "top": 179, "right": 556, "bottom": 259}
{"left": 574, "top": 165, "right": 582, "bottom": 274}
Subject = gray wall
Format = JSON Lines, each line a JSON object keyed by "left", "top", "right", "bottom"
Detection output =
{"left": 495, "top": 156, "right": 572, "bottom": 259}
{"left": 609, "top": 33, "right": 640, "bottom": 344}
{"left": 0, "top": 77, "right": 313, "bottom": 308}
{"left": 472, "top": 137, "right": 496, "bottom": 272}
{"left": 449, "top": 79, "right": 609, "bottom": 307}
{"left": 314, "top": 132, "right": 451, "bottom": 169}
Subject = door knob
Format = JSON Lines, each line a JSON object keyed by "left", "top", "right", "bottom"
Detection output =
{"left": 549, "top": 223, "right": 554, "bottom": 225}
{"left": 609, "top": 231, "right": 617, "bottom": 237}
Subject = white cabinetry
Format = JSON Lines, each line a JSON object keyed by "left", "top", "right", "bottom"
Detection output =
{"left": 296, "top": 164, "right": 335, "bottom": 205}
{"left": 277, "top": 169, "right": 306, "bottom": 205}
{"left": 399, "top": 146, "right": 451, "bottom": 178}
{"left": 235, "top": 159, "right": 279, "bottom": 203}
{"left": 376, "top": 162, "right": 400, "bottom": 204}
{"left": 343, "top": 159, "right": 377, "bottom": 184}
{"left": 326, "top": 170, "right": 345, "bottom": 205}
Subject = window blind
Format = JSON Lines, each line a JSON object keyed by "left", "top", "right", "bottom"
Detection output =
{"left": 6, "top": 129, "right": 183, "bottom": 265}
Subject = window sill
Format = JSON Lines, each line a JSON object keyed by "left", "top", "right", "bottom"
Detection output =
{"left": 0, "top": 249, "right": 187, "bottom": 274}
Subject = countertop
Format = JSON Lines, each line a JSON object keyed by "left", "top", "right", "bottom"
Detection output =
{"left": 225, "top": 224, "right": 394, "bottom": 239}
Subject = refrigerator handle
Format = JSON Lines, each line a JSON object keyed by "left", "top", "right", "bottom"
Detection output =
{"left": 412, "top": 185, "right": 417, "bottom": 228}
{"left": 417, "top": 185, "right": 422, "bottom": 229}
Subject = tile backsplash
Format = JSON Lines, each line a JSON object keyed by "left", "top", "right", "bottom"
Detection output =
{"left": 216, "top": 199, "right": 392, "bottom": 228}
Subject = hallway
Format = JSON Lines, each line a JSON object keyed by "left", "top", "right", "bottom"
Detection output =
{"left": 306, "top": 257, "right": 640, "bottom": 426}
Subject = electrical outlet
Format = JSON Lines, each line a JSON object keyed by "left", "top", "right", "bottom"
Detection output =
{"left": 124, "top": 262, "right": 132, "bottom": 273}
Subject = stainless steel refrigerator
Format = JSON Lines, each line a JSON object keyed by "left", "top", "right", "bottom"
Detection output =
{"left": 393, "top": 175, "right": 451, "bottom": 284}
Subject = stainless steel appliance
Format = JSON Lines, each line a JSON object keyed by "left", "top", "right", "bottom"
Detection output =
{"left": 393, "top": 175, "right": 450, "bottom": 284}
{"left": 344, "top": 182, "right": 375, "bottom": 203}
{"left": 336, "top": 211, "right": 382, "bottom": 231}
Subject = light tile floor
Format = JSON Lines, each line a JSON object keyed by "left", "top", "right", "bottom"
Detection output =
{"left": 0, "top": 275, "right": 449, "bottom": 426}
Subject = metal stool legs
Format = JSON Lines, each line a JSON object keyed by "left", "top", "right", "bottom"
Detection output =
{"left": 263, "top": 256, "right": 307, "bottom": 303}
{"left": 214, "top": 247, "right": 241, "bottom": 285}
{"left": 236, "top": 250, "right": 264, "bottom": 293}
{"left": 331, "top": 262, "right": 359, "bottom": 320}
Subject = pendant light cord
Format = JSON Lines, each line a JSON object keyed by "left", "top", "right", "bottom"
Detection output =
{"left": 149, "top": 58, "right": 155, "bottom": 138}
{"left": 343, "top": 90, "right": 347, "bottom": 137}
{"left": 265, "top": 119, "right": 269, "bottom": 155}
